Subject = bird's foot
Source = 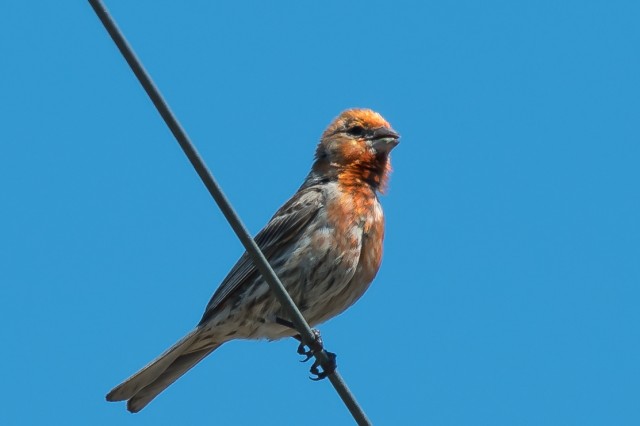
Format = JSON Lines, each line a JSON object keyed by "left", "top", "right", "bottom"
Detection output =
{"left": 309, "top": 351, "right": 337, "bottom": 381}
{"left": 296, "top": 328, "right": 324, "bottom": 362}
{"left": 295, "top": 328, "right": 337, "bottom": 380}
{"left": 276, "top": 318, "right": 338, "bottom": 380}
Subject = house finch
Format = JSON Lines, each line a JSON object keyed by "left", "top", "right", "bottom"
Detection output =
{"left": 106, "top": 108, "right": 399, "bottom": 412}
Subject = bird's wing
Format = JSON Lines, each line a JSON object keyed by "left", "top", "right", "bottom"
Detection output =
{"left": 198, "top": 186, "right": 324, "bottom": 324}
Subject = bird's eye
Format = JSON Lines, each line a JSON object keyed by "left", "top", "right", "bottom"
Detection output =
{"left": 347, "top": 125, "right": 365, "bottom": 136}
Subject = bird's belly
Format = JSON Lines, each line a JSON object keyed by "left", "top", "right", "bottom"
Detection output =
{"left": 208, "top": 203, "right": 383, "bottom": 342}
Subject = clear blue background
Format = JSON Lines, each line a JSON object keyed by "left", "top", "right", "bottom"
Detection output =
{"left": 1, "top": 1, "right": 638, "bottom": 425}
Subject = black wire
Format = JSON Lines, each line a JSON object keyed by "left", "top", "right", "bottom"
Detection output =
{"left": 87, "top": 1, "right": 372, "bottom": 425}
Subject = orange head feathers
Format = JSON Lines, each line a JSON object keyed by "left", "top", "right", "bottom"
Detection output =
{"left": 309, "top": 109, "right": 399, "bottom": 193}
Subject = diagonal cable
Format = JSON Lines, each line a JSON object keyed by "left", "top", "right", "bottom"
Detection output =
{"left": 87, "top": 1, "right": 371, "bottom": 425}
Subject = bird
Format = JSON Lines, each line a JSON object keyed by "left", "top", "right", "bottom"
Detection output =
{"left": 106, "top": 108, "right": 400, "bottom": 413}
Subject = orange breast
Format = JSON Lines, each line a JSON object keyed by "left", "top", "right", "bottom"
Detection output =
{"left": 329, "top": 185, "right": 385, "bottom": 300}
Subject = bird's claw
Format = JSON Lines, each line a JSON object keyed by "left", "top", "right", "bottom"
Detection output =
{"left": 309, "top": 351, "right": 337, "bottom": 381}
{"left": 297, "top": 344, "right": 314, "bottom": 362}
{"left": 296, "top": 328, "right": 324, "bottom": 363}
{"left": 293, "top": 328, "right": 337, "bottom": 379}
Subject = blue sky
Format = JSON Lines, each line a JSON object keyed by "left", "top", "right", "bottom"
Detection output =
{"left": 1, "top": 1, "right": 638, "bottom": 425}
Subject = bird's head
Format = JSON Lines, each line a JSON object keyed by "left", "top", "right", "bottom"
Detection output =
{"left": 310, "top": 109, "right": 399, "bottom": 193}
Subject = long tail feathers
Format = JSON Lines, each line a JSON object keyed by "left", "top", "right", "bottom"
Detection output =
{"left": 106, "top": 328, "right": 221, "bottom": 413}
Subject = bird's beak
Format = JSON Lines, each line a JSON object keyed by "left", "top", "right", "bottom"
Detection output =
{"left": 370, "top": 127, "right": 400, "bottom": 154}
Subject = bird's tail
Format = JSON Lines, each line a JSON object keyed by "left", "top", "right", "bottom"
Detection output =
{"left": 106, "top": 328, "right": 222, "bottom": 413}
